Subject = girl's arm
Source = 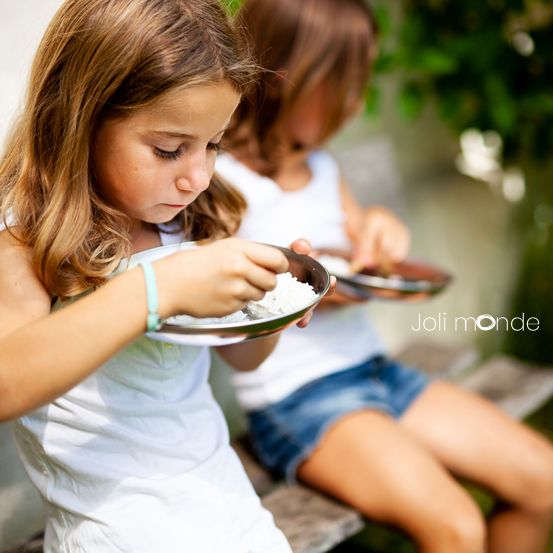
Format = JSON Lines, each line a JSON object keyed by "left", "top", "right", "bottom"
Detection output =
{"left": 0, "top": 231, "right": 155, "bottom": 421}
{"left": 0, "top": 233, "right": 288, "bottom": 421}
{"left": 314, "top": 176, "right": 411, "bottom": 309}
{"left": 215, "top": 335, "right": 280, "bottom": 372}
{"left": 216, "top": 308, "right": 315, "bottom": 372}
{"left": 340, "top": 175, "right": 366, "bottom": 243}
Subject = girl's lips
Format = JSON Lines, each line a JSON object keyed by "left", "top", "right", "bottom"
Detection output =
{"left": 164, "top": 203, "right": 186, "bottom": 208}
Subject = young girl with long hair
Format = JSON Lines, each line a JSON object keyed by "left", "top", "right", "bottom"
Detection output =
{"left": 0, "top": 0, "right": 315, "bottom": 550}
{"left": 217, "top": 1, "right": 553, "bottom": 551}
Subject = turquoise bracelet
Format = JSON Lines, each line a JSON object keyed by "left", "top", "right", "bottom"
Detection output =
{"left": 139, "top": 261, "right": 162, "bottom": 332}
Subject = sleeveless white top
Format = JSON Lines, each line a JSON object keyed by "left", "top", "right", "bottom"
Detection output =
{"left": 9, "top": 227, "right": 291, "bottom": 553}
{"left": 216, "top": 151, "right": 385, "bottom": 411}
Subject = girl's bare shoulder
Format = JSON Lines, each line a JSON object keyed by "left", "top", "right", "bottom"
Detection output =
{"left": 0, "top": 230, "right": 51, "bottom": 333}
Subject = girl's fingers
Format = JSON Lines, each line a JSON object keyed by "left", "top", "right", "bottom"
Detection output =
{"left": 288, "top": 238, "right": 311, "bottom": 256}
{"left": 381, "top": 229, "right": 410, "bottom": 263}
{"left": 353, "top": 208, "right": 412, "bottom": 270}
{"left": 327, "top": 275, "right": 337, "bottom": 296}
{"left": 352, "top": 225, "right": 381, "bottom": 269}
{"left": 321, "top": 290, "right": 365, "bottom": 306}
{"left": 349, "top": 258, "right": 367, "bottom": 274}
{"left": 296, "top": 307, "right": 314, "bottom": 328}
{"left": 234, "top": 280, "right": 269, "bottom": 303}
{"left": 243, "top": 260, "right": 279, "bottom": 292}
{"left": 245, "top": 242, "right": 289, "bottom": 274}
{"left": 356, "top": 223, "right": 410, "bottom": 269}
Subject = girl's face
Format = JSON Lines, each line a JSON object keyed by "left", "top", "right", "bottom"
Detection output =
{"left": 93, "top": 81, "right": 240, "bottom": 229}
{"left": 283, "top": 84, "right": 364, "bottom": 158}
{"left": 285, "top": 86, "right": 329, "bottom": 153}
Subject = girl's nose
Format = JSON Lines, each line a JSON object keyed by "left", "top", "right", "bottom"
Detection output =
{"left": 175, "top": 156, "right": 211, "bottom": 194}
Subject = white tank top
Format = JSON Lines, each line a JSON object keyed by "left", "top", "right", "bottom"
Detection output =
{"left": 10, "top": 227, "right": 291, "bottom": 553}
{"left": 215, "top": 151, "right": 385, "bottom": 411}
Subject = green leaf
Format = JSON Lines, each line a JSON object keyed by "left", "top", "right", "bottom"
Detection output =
{"left": 373, "top": 52, "right": 395, "bottom": 74}
{"left": 374, "top": 5, "right": 393, "bottom": 37}
{"left": 398, "top": 82, "right": 426, "bottom": 119}
{"left": 485, "top": 76, "right": 518, "bottom": 134}
{"left": 414, "top": 49, "right": 459, "bottom": 75}
{"left": 364, "top": 86, "right": 381, "bottom": 117}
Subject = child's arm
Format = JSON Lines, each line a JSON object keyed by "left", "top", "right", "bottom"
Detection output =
{"left": 315, "top": 176, "right": 411, "bottom": 309}
{"left": 216, "top": 238, "right": 319, "bottom": 372}
{"left": 339, "top": 176, "right": 410, "bottom": 268}
{"left": 216, "top": 306, "right": 315, "bottom": 372}
{"left": 0, "top": 232, "right": 151, "bottom": 420}
{"left": 216, "top": 335, "right": 280, "bottom": 372}
{"left": 0, "top": 233, "right": 287, "bottom": 421}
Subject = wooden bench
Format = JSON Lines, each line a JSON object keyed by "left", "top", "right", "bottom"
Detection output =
{"left": 5, "top": 340, "right": 553, "bottom": 553}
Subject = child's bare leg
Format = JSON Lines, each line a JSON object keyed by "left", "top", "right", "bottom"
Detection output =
{"left": 487, "top": 502, "right": 553, "bottom": 553}
{"left": 400, "top": 380, "right": 553, "bottom": 553}
{"left": 296, "top": 410, "right": 486, "bottom": 553}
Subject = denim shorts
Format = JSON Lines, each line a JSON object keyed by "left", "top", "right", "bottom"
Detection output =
{"left": 246, "top": 355, "right": 431, "bottom": 483}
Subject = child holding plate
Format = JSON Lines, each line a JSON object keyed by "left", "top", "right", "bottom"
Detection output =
{"left": 217, "top": 0, "right": 553, "bottom": 551}
{"left": 0, "top": 0, "right": 326, "bottom": 551}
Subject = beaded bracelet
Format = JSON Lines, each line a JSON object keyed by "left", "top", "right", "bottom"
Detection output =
{"left": 139, "top": 261, "right": 162, "bottom": 332}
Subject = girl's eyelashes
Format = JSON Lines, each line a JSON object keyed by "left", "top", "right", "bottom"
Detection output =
{"left": 154, "top": 145, "right": 184, "bottom": 160}
{"left": 153, "top": 142, "right": 222, "bottom": 160}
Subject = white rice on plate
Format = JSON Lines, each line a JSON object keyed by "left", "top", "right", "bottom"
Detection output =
{"left": 167, "top": 310, "right": 248, "bottom": 326}
{"left": 246, "top": 271, "right": 316, "bottom": 319}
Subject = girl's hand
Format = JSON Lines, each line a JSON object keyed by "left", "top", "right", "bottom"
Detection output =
{"left": 351, "top": 207, "right": 410, "bottom": 271}
{"left": 155, "top": 238, "right": 288, "bottom": 318}
{"left": 216, "top": 237, "right": 334, "bottom": 371}
{"left": 288, "top": 238, "right": 336, "bottom": 327}
{"left": 316, "top": 289, "right": 367, "bottom": 309}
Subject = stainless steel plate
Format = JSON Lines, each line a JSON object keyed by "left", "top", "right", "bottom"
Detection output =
{"left": 128, "top": 242, "right": 330, "bottom": 345}
{"left": 317, "top": 249, "right": 452, "bottom": 302}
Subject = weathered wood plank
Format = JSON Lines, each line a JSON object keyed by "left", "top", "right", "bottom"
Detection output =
{"left": 394, "top": 340, "right": 479, "bottom": 379}
{"left": 262, "top": 485, "right": 364, "bottom": 553}
{"left": 460, "top": 355, "right": 553, "bottom": 419}
{"left": 3, "top": 535, "right": 43, "bottom": 553}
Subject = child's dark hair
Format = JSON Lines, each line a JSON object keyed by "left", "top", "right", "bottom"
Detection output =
{"left": 0, "top": 0, "right": 257, "bottom": 299}
{"left": 224, "top": 0, "right": 378, "bottom": 175}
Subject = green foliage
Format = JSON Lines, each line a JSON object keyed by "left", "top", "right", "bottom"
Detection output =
{"left": 221, "top": 0, "right": 242, "bottom": 16}
{"left": 372, "top": 1, "right": 553, "bottom": 364}
{"left": 377, "top": 1, "right": 553, "bottom": 164}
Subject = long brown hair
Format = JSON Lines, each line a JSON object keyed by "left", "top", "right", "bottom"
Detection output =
{"left": 0, "top": 0, "right": 257, "bottom": 299}
{"left": 225, "top": 0, "right": 378, "bottom": 175}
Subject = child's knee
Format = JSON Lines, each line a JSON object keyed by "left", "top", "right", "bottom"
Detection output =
{"left": 500, "top": 444, "right": 553, "bottom": 513}
{"left": 419, "top": 499, "right": 486, "bottom": 553}
{"left": 516, "top": 449, "right": 553, "bottom": 514}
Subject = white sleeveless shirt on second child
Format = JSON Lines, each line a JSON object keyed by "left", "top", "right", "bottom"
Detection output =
{"left": 215, "top": 151, "right": 386, "bottom": 411}
{"left": 11, "top": 226, "right": 291, "bottom": 553}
